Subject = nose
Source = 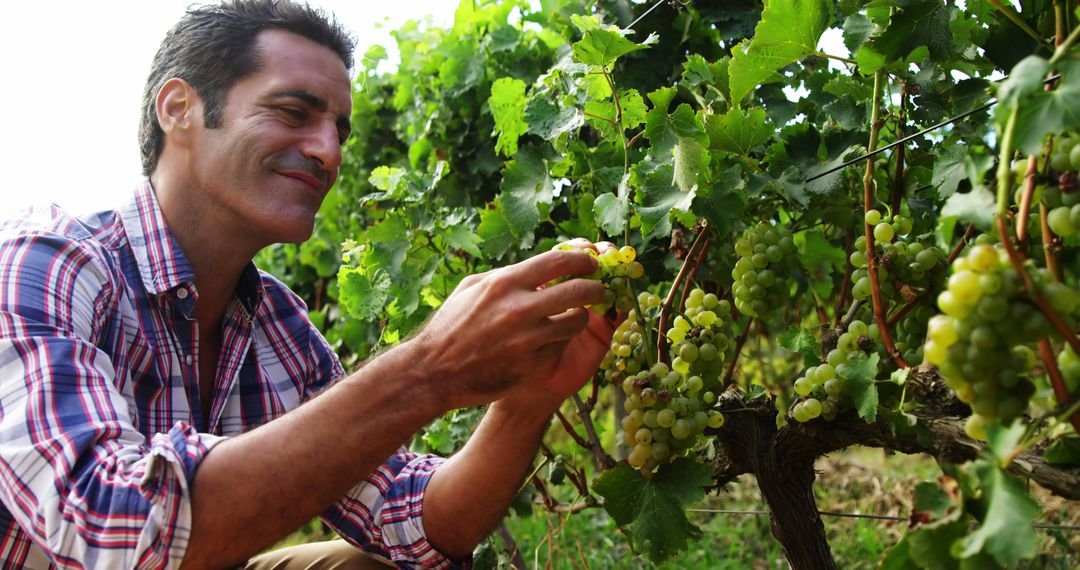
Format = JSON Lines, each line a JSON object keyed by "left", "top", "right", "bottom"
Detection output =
{"left": 300, "top": 120, "right": 343, "bottom": 171}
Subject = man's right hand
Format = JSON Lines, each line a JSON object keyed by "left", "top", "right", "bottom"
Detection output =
{"left": 409, "top": 249, "right": 607, "bottom": 409}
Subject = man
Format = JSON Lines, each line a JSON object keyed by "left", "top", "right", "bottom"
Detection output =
{"left": 0, "top": 1, "right": 615, "bottom": 568}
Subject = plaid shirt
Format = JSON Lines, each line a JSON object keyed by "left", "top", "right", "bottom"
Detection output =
{"left": 0, "top": 180, "right": 453, "bottom": 569}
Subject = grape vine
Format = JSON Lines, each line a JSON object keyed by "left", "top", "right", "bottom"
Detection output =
{"left": 257, "top": 1, "right": 1080, "bottom": 568}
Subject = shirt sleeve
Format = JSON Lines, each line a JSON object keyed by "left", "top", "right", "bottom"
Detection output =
{"left": 321, "top": 448, "right": 467, "bottom": 569}
{"left": 0, "top": 231, "right": 225, "bottom": 569}
{"left": 297, "top": 291, "right": 462, "bottom": 568}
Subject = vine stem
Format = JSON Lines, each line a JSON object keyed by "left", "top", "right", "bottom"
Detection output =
{"left": 996, "top": 216, "right": 1080, "bottom": 357}
{"left": 572, "top": 393, "right": 616, "bottom": 469}
{"left": 553, "top": 409, "right": 592, "bottom": 452}
{"left": 864, "top": 70, "right": 908, "bottom": 369}
{"left": 539, "top": 442, "right": 589, "bottom": 498}
{"left": 678, "top": 232, "right": 712, "bottom": 311}
{"left": 657, "top": 225, "right": 711, "bottom": 362}
{"left": 723, "top": 320, "right": 753, "bottom": 386}
{"left": 1016, "top": 155, "right": 1039, "bottom": 243}
{"left": 812, "top": 50, "right": 856, "bottom": 65}
{"left": 1037, "top": 340, "right": 1080, "bottom": 434}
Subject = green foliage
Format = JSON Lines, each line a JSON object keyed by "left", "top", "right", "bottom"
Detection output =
{"left": 728, "top": 0, "right": 833, "bottom": 103}
{"left": 593, "top": 459, "right": 713, "bottom": 564}
{"left": 252, "top": 0, "right": 1080, "bottom": 566}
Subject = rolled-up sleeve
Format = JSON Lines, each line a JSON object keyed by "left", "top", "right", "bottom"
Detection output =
{"left": 0, "top": 232, "right": 224, "bottom": 568}
{"left": 322, "top": 449, "right": 463, "bottom": 569}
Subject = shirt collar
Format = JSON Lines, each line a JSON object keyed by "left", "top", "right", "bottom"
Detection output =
{"left": 119, "top": 178, "right": 265, "bottom": 317}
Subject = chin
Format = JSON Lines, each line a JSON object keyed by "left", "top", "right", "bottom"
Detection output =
{"left": 259, "top": 214, "right": 318, "bottom": 245}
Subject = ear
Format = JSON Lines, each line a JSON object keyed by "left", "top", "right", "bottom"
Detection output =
{"left": 155, "top": 78, "right": 201, "bottom": 147}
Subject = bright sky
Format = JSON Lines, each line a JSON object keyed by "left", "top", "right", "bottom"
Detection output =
{"left": 0, "top": 1, "right": 457, "bottom": 219}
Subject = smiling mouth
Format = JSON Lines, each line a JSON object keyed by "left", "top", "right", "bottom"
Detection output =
{"left": 277, "top": 171, "right": 327, "bottom": 196}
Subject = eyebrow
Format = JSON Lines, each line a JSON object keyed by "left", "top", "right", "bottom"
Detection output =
{"left": 269, "top": 89, "right": 352, "bottom": 140}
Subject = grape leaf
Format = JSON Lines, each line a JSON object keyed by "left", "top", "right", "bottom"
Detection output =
{"left": 941, "top": 188, "right": 996, "bottom": 232}
{"left": 672, "top": 137, "right": 705, "bottom": 193}
{"left": 692, "top": 166, "right": 747, "bottom": 236}
{"left": 855, "top": 1, "right": 953, "bottom": 75}
{"left": 1011, "top": 61, "right": 1080, "bottom": 155}
{"left": 1044, "top": 437, "right": 1080, "bottom": 466}
{"left": 839, "top": 352, "right": 880, "bottom": 422}
{"left": 445, "top": 224, "right": 482, "bottom": 258}
{"left": 620, "top": 89, "right": 648, "bottom": 131}
{"left": 593, "top": 173, "right": 631, "bottom": 237}
{"left": 780, "top": 327, "right": 820, "bottom": 366}
{"left": 798, "top": 229, "right": 845, "bottom": 275}
{"left": 931, "top": 144, "right": 969, "bottom": 199}
{"left": 593, "top": 459, "right": 712, "bottom": 564}
{"left": 842, "top": 12, "right": 873, "bottom": 55}
{"left": 984, "top": 419, "right": 1026, "bottom": 466}
{"left": 706, "top": 106, "right": 775, "bottom": 155}
{"left": 585, "top": 89, "right": 648, "bottom": 141}
{"left": 878, "top": 534, "right": 916, "bottom": 570}
{"left": 644, "top": 87, "right": 679, "bottom": 157}
{"left": 909, "top": 520, "right": 969, "bottom": 570}
{"left": 477, "top": 206, "right": 515, "bottom": 258}
{"left": 912, "top": 479, "right": 963, "bottom": 528}
{"left": 489, "top": 77, "right": 528, "bottom": 157}
{"left": 525, "top": 96, "right": 584, "bottom": 140}
{"left": 500, "top": 148, "right": 553, "bottom": 238}
{"left": 638, "top": 165, "right": 696, "bottom": 240}
{"left": 959, "top": 463, "right": 1039, "bottom": 567}
{"left": 570, "top": 15, "right": 658, "bottom": 68}
{"left": 728, "top": 0, "right": 833, "bottom": 103}
{"left": 995, "top": 55, "right": 1050, "bottom": 111}
{"left": 338, "top": 267, "right": 391, "bottom": 322}
{"left": 584, "top": 99, "right": 621, "bottom": 142}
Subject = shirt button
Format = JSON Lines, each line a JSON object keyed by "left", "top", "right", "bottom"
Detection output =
{"left": 176, "top": 288, "right": 189, "bottom": 299}
{"left": 185, "top": 354, "right": 193, "bottom": 366}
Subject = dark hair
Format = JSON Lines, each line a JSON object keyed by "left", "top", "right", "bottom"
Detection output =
{"left": 139, "top": 0, "right": 355, "bottom": 174}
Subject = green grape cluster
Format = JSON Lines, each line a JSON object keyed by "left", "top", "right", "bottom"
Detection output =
{"left": 731, "top": 223, "right": 797, "bottom": 318}
{"left": 553, "top": 243, "right": 644, "bottom": 314}
{"left": 789, "top": 319, "right": 878, "bottom": 423}
{"left": 850, "top": 209, "right": 945, "bottom": 364}
{"left": 923, "top": 243, "right": 1079, "bottom": 438}
{"left": 600, "top": 291, "right": 661, "bottom": 382}
{"left": 619, "top": 361, "right": 725, "bottom": 473}
{"left": 666, "top": 288, "right": 732, "bottom": 381}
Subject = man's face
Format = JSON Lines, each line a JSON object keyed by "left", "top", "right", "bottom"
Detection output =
{"left": 190, "top": 29, "right": 352, "bottom": 245}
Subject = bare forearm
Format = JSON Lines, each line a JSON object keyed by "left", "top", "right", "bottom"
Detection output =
{"left": 181, "top": 340, "right": 444, "bottom": 568}
{"left": 422, "top": 394, "right": 557, "bottom": 561}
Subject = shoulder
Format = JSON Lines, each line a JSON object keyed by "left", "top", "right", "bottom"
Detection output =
{"left": 0, "top": 204, "right": 122, "bottom": 277}
{"left": 0, "top": 205, "right": 124, "bottom": 335}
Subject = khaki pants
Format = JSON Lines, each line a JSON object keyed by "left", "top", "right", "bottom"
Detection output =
{"left": 244, "top": 539, "right": 394, "bottom": 569}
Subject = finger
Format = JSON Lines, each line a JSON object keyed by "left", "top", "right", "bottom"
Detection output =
{"left": 445, "top": 268, "right": 496, "bottom": 303}
{"left": 594, "top": 240, "right": 617, "bottom": 254}
{"left": 533, "top": 338, "right": 571, "bottom": 374}
{"left": 502, "top": 249, "right": 599, "bottom": 290}
{"left": 542, "top": 306, "right": 591, "bottom": 342}
{"left": 531, "top": 277, "right": 606, "bottom": 317}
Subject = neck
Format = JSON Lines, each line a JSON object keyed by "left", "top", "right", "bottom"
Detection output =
{"left": 150, "top": 170, "right": 262, "bottom": 324}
